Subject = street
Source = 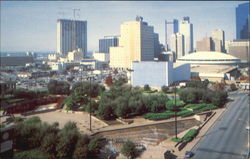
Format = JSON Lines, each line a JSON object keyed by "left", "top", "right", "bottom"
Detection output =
{"left": 192, "top": 92, "right": 249, "bottom": 159}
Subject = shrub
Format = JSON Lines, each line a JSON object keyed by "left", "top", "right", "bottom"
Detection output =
{"left": 144, "top": 84, "right": 151, "bottom": 91}
{"left": 14, "top": 149, "right": 50, "bottom": 159}
{"left": 177, "top": 109, "right": 195, "bottom": 117}
{"left": 121, "top": 141, "right": 136, "bottom": 159}
{"left": 171, "top": 137, "right": 182, "bottom": 143}
{"left": 182, "top": 129, "right": 198, "bottom": 142}
{"left": 143, "top": 111, "right": 175, "bottom": 120}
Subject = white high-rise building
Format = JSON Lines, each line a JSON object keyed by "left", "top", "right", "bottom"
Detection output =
{"left": 212, "top": 29, "right": 225, "bottom": 52}
{"left": 179, "top": 17, "right": 193, "bottom": 55}
{"left": 57, "top": 19, "right": 87, "bottom": 57}
{"left": 170, "top": 33, "right": 184, "bottom": 60}
{"left": 110, "top": 16, "right": 155, "bottom": 69}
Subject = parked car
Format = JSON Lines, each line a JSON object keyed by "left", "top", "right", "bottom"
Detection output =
{"left": 185, "top": 151, "right": 194, "bottom": 158}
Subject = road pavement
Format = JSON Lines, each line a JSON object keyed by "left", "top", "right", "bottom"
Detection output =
{"left": 191, "top": 92, "right": 249, "bottom": 159}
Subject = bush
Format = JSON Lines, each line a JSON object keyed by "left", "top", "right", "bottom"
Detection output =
{"left": 48, "top": 80, "right": 70, "bottom": 95}
{"left": 177, "top": 109, "right": 195, "bottom": 117}
{"left": 14, "top": 149, "right": 50, "bottom": 159}
{"left": 143, "top": 111, "right": 175, "bottom": 120}
{"left": 166, "top": 99, "right": 185, "bottom": 110}
{"left": 171, "top": 137, "right": 182, "bottom": 143}
{"left": 182, "top": 129, "right": 198, "bottom": 142}
{"left": 121, "top": 141, "right": 136, "bottom": 159}
{"left": 73, "top": 135, "right": 90, "bottom": 159}
{"left": 88, "top": 137, "right": 102, "bottom": 156}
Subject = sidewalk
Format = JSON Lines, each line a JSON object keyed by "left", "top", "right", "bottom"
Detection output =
{"left": 175, "top": 108, "right": 226, "bottom": 158}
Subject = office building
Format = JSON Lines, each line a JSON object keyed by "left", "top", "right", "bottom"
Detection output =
{"left": 196, "top": 37, "right": 212, "bottom": 52}
{"left": 179, "top": 17, "right": 194, "bottom": 55}
{"left": 57, "top": 19, "right": 87, "bottom": 57}
{"left": 228, "top": 40, "right": 249, "bottom": 63}
{"left": 212, "top": 29, "right": 225, "bottom": 52}
{"left": 99, "top": 36, "right": 119, "bottom": 53}
{"left": 165, "top": 19, "right": 179, "bottom": 50}
{"left": 170, "top": 33, "right": 184, "bottom": 60}
{"left": 110, "top": 16, "right": 156, "bottom": 69}
{"left": 153, "top": 33, "right": 161, "bottom": 58}
{"left": 236, "top": 2, "right": 250, "bottom": 40}
{"left": 211, "top": 39, "right": 222, "bottom": 52}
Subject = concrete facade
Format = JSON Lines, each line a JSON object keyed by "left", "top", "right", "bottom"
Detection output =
{"left": 179, "top": 17, "right": 194, "bottom": 55}
{"left": 131, "top": 61, "right": 173, "bottom": 87}
{"left": 110, "top": 17, "right": 156, "bottom": 69}
{"left": 131, "top": 61, "right": 191, "bottom": 87}
{"left": 228, "top": 40, "right": 249, "bottom": 63}
{"left": 99, "top": 36, "right": 119, "bottom": 53}
{"left": 57, "top": 19, "right": 87, "bottom": 57}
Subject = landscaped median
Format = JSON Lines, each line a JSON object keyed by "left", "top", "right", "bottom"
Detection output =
{"left": 142, "top": 103, "right": 218, "bottom": 121}
{"left": 171, "top": 128, "right": 199, "bottom": 143}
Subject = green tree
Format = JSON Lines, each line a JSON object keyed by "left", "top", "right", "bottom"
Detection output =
{"left": 47, "top": 80, "right": 70, "bottom": 95}
{"left": 72, "top": 135, "right": 90, "bottom": 159}
{"left": 56, "top": 121, "right": 79, "bottom": 159}
{"left": 121, "top": 141, "right": 136, "bottom": 159}
{"left": 88, "top": 137, "right": 102, "bottom": 157}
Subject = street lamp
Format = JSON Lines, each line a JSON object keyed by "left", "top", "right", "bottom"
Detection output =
{"left": 87, "top": 71, "right": 95, "bottom": 132}
{"left": 172, "top": 82, "right": 180, "bottom": 139}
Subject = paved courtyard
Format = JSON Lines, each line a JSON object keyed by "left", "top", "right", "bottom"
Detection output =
{"left": 26, "top": 110, "right": 108, "bottom": 134}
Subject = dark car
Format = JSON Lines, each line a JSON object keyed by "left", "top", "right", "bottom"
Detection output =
{"left": 185, "top": 151, "right": 194, "bottom": 158}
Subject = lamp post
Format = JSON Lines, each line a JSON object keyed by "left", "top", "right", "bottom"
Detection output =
{"left": 87, "top": 69, "right": 95, "bottom": 132}
{"left": 173, "top": 83, "right": 180, "bottom": 139}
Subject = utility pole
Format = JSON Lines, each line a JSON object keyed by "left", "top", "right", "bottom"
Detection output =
{"left": 87, "top": 69, "right": 94, "bottom": 132}
{"left": 174, "top": 83, "right": 178, "bottom": 139}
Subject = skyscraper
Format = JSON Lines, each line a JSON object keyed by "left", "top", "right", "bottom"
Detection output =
{"left": 99, "top": 36, "right": 119, "bottom": 53}
{"left": 196, "top": 37, "right": 212, "bottom": 52}
{"left": 57, "top": 19, "right": 87, "bottom": 57}
{"left": 236, "top": 2, "right": 250, "bottom": 40}
{"left": 165, "top": 19, "right": 179, "bottom": 51}
{"left": 179, "top": 17, "right": 194, "bottom": 55}
{"left": 212, "top": 29, "right": 225, "bottom": 52}
{"left": 170, "top": 33, "right": 184, "bottom": 60}
{"left": 110, "top": 16, "right": 156, "bottom": 69}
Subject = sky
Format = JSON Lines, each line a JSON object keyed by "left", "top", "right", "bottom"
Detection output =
{"left": 0, "top": 1, "right": 247, "bottom": 52}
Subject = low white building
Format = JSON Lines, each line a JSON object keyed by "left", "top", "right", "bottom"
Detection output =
{"left": 93, "top": 52, "right": 110, "bottom": 62}
{"left": 68, "top": 49, "right": 84, "bottom": 62}
{"left": 49, "top": 62, "right": 66, "bottom": 72}
{"left": 131, "top": 61, "right": 190, "bottom": 88}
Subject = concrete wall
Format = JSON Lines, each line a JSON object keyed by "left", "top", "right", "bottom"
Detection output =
{"left": 132, "top": 61, "right": 173, "bottom": 87}
{"left": 173, "top": 63, "right": 190, "bottom": 82}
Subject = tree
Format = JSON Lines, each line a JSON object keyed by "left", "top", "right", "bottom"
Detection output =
{"left": 144, "top": 84, "right": 150, "bottom": 91}
{"left": 56, "top": 122, "right": 79, "bottom": 159}
{"left": 88, "top": 137, "right": 102, "bottom": 157}
{"left": 121, "top": 141, "right": 136, "bottom": 159}
{"left": 161, "top": 85, "right": 169, "bottom": 93}
{"left": 72, "top": 135, "right": 90, "bottom": 159}
{"left": 47, "top": 80, "right": 70, "bottom": 95}
{"left": 97, "top": 103, "right": 114, "bottom": 120}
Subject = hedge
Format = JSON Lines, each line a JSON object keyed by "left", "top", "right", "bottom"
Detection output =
{"left": 182, "top": 129, "right": 198, "bottom": 142}
{"left": 142, "top": 111, "right": 175, "bottom": 120}
{"left": 177, "top": 109, "right": 195, "bottom": 117}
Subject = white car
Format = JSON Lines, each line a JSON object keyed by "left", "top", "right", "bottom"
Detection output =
{"left": 246, "top": 126, "right": 250, "bottom": 130}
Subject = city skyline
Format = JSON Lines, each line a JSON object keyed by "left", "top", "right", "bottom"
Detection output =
{"left": 1, "top": 1, "right": 248, "bottom": 52}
